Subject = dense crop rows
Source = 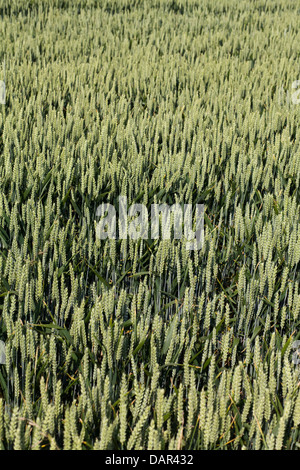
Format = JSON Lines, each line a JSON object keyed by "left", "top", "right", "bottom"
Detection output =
{"left": 0, "top": 0, "right": 300, "bottom": 450}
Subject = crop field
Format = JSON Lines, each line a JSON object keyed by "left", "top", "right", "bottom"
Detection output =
{"left": 0, "top": 0, "right": 300, "bottom": 451}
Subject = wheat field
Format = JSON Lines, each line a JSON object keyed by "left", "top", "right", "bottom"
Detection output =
{"left": 0, "top": 0, "right": 300, "bottom": 450}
